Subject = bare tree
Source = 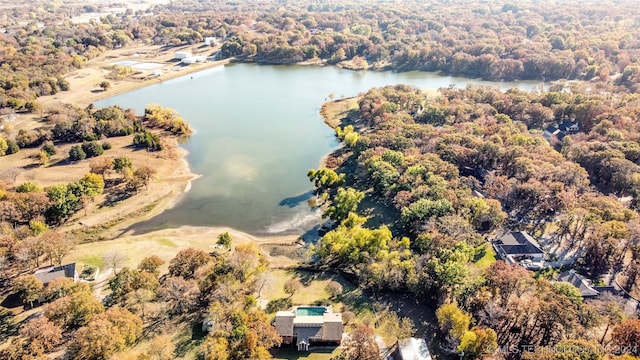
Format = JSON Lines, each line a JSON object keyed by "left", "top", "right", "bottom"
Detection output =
{"left": 103, "top": 251, "right": 128, "bottom": 274}
{"left": 254, "top": 272, "right": 273, "bottom": 298}
{"left": 284, "top": 278, "right": 302, "bottom": 298}
{"left": 159, "top": 277, "right": 199, "bottom": 315}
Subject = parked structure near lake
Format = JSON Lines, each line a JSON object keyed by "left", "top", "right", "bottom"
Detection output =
{"left": 174, "top": 51, "right": 192, "bottom": 60}
{"left": 181, "top": 56, "right": 206, "bottom": 65}
{"left": 274, "top": 306, "right": 343, "bottom": 351}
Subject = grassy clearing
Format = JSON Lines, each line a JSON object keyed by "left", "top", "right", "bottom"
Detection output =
{"left": 65, "top": 229, "right": 217, "bottom": 271}
{"left": 265, "top": 269, "right": 355, "bottom": 309}
{"left": 65, "top": 226, "right": 298, "bottom": 272}
{"left": 271, "top": 347, "right": 340, "bottom": 360}
{"left": 156, "top": 237, "right": 178, "bottom": 248}
{"left": 78, "top": 255, "right": 104, "bottom": 268}
{"left": 320, "top": 97, "right": 359, "bottom": 128}
{"left": 471, "top": 243, "right": 497, "bottom": 271}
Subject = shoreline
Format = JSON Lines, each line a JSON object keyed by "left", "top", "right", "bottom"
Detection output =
{"left": 12, "top": 46, "right": 231, "bottom": 240}
{"left": 317, "top": 97, "right": 360, "bottom": 168}
{"left": 87, "top": 58, "right": 233, "bottom": 105}
{"left": 38, "top": 58, "right": 233, "bottom": 108}
{"left": 7, "top": 46, "right": 360, "bottom": 249}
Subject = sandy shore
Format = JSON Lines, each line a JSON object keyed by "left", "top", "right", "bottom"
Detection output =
{"left": 1, "top": 44, "right": 217, "bottom": 241}
{"left": 2, "top": 43, "right": 322, "bottom": 265}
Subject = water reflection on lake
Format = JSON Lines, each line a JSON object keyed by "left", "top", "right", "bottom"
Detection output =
{"left": 96, "top": 63, "right": 541, "bottom": 235}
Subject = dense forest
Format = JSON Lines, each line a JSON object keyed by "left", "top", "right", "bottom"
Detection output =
{"left": 310, "top": 82, "right": 640, "bottom": 357}
{"left": 2, "top": 0, "right": 640, "bottom": 113}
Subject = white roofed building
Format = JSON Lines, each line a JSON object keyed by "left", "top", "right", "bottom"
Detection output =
{"left": 175, "top": 51, "right": 192, "bottom": 59}
{"left": 181, "top": 56, "right": 206, "bottom": 64}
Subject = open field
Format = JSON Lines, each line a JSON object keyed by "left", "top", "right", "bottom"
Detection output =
{"left": 36, "top": 43, "right": 229, "bottom": 109}
{"left": 64, "top": 226, "right": 300, "bottom": 273}
{"left": 262, "top": 269, "right": 356, "bottom": 311}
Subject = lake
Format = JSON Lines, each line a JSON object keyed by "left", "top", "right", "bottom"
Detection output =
{"left": 96, "top": 63, "right": 541, "bottom": 235}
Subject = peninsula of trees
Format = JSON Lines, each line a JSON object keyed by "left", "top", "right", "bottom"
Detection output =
{"left": 311, "top": 82, "right": 640, "bottom": 358}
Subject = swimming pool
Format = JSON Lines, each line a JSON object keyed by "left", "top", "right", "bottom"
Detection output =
{"left": 296, "top": 307, "right": 327, "bottom": 316}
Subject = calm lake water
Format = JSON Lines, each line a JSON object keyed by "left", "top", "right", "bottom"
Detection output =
{"left": 96, "top": 63, "right": 541, "bottom": 235}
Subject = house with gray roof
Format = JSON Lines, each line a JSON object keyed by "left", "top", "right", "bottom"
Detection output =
{"left": 34, "top": 263, "right": 78, "bottom": 303}
{"left": 543, "top": 121, "right": 580, "bottom": 148}
{"left": 556, "top": 270, "right": 600, "bottom": 298}
{"left": 274, "top": 306, "right": 343, "bottom": 351}
{"left": 34, "top": 263, "right": 78, "bottom": 285}
{"left": 493, "top": 231, "right": 545, "bottom": 269}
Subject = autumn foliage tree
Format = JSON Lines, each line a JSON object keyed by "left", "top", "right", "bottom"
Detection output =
{"left": 436, "top": 303, "right": 471, "bottom": 347}
{"left": 484, "top": 261, "right": 533, "bottom": 305}
{"left": 168, "top": 248, "right": 210, "bottom": 279}
{"left": 67, "top": 307, "right": 142, "bottom": 360}
{"left": 138, "top": 255, "right": 165, "bottom": 276}
{"left": 18, "top": 317, "right": 63, "bottom": 352}
{"left": 13, "top": 275, "right": 43, "bottom": 308}
{"left": 44, "top": 289, "right": 104, "bottom": 328}
{"left": 611, "top": 319, "right": 640, "bottom": 356}
{"left": 333, "top": 324, "right": 379, "bottom": 360}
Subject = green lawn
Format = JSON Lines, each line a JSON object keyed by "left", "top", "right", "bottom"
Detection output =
{"left": 473, "top": 243, "right": 497, "bottom": 270}
{"left": 155, "top": 237, "right": 178, "bottom": 248}
{"left": 264, "top": 269, "right": 354, "bottom": 309}
{"left": 77, "top": 254, "right": 104, "bottom": 267}
{"left": 271, "top": 347, "right": 340, "bottom": 360}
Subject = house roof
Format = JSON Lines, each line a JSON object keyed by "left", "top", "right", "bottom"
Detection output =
{"left": 323, "top": 312, "right": 342, "bottom": 323}
{"left": 495, "top": 232, "right": 544, "bottom": 255}
{"left": 34, "top": 263, "right": 76, "bottom": 284}
{"left": 558, "top": 121, "right": 579, "bottom": 132}
{"left": 395, "top": 338, "right": 432, "bottom": 360}
{"left": 322, "top": 321, "right": 343, "bottom": 341}
{"left": 557, "top": 270, "right": 600, "bottom": 297}
{"left": 274, "top": 311, "right": 295, "bottom": 336}
{"left": 295, "top": 326, "right": 323, "bottom": 345}
{"left": 544, "top": 124, "right": 560, "bottom": 134}
{"left": 275, "top": 306, "right": 343, "bottom": 342}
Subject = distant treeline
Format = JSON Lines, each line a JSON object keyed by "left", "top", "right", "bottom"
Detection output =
{"left": 2, "top": 0, "right": 640, "bottom": 113}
